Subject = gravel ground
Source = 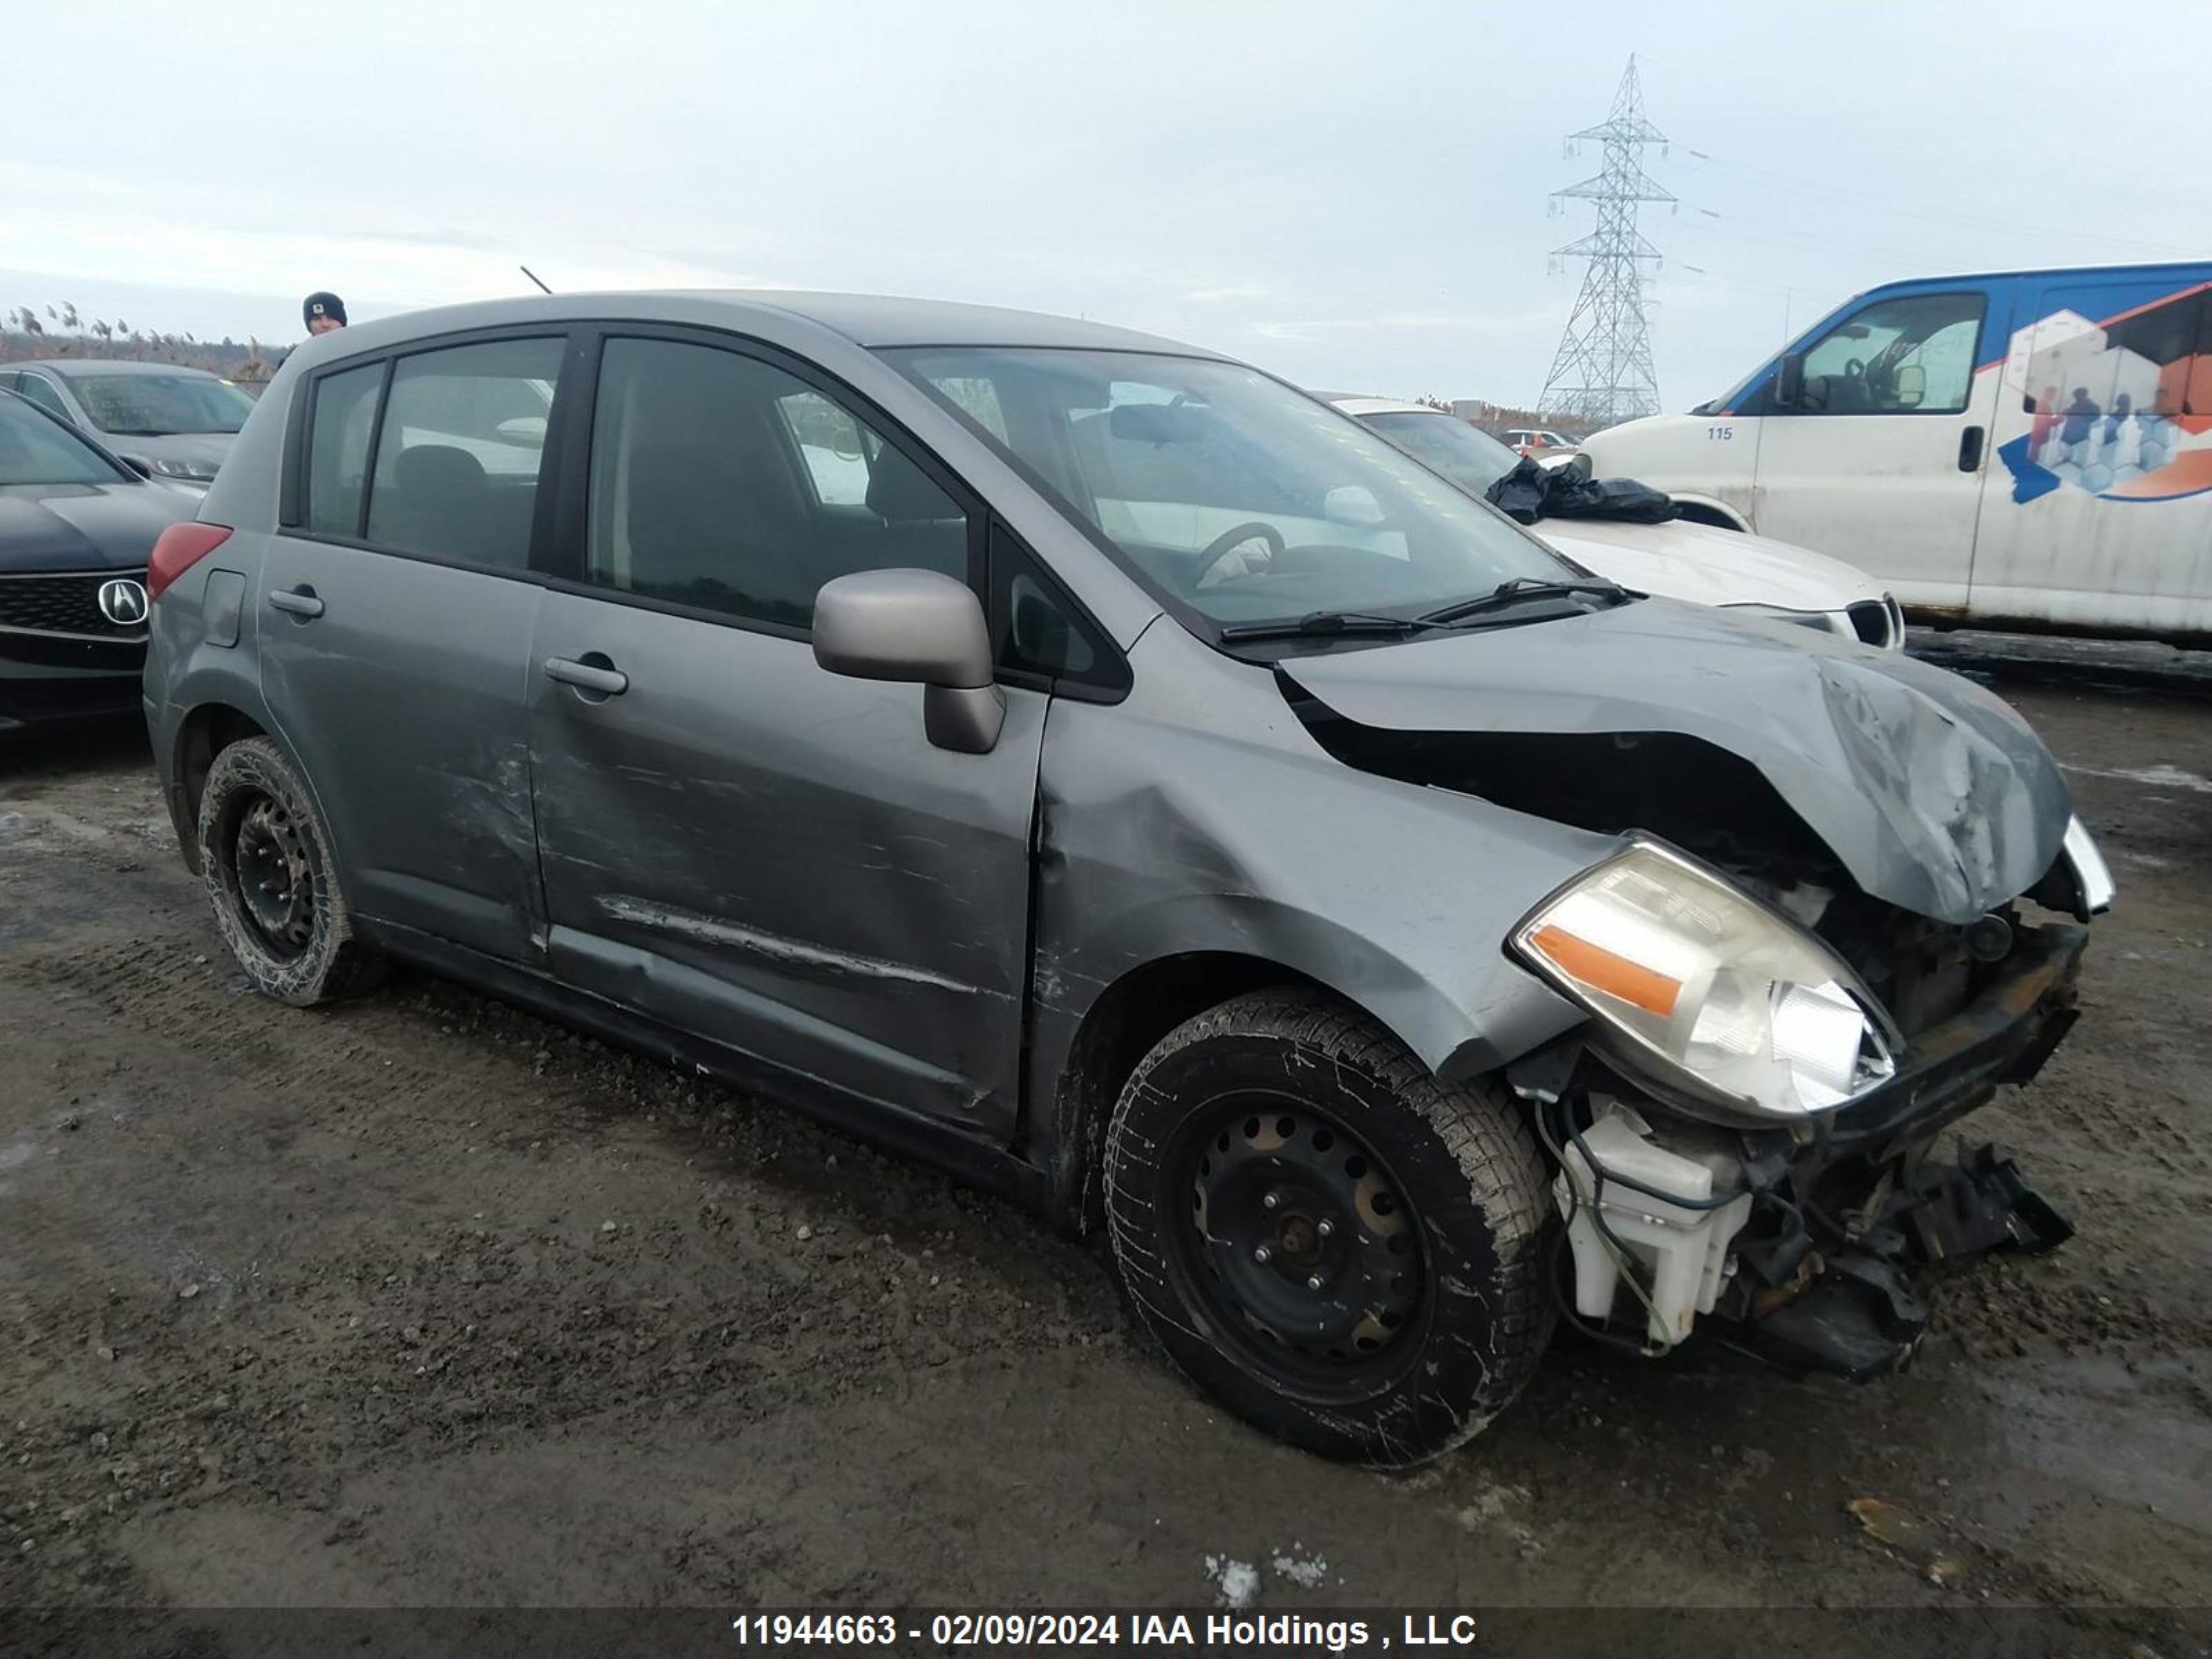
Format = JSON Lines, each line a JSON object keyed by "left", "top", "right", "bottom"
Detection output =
{"left": 1, "top": 653, "right": 2206, "bottom": 1655}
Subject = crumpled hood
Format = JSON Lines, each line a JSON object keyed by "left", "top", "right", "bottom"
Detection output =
{"left": 1282, "top": 597, "right": 2073, "bottom": 924}
{"left": 1535, "top": 515, "right": 1882, "bottom": 614}
{"left": 0, "top": 482, "right": 189, "bottom": 573}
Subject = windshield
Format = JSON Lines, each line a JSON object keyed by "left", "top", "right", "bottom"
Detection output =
{"left": 0, "top": 394, "right": 129, "bottom": 486}
{"left": 885, "top": 348, "right": 1574, "bottom": 628}
{"left": 1360, "top": 409, "right": 1521, "bottom": 496}
{"left": 69, "top": 373, "right": 256, "bottom": 436}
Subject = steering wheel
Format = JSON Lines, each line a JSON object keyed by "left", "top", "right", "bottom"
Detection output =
{"left": 1191, "top": 521, "right": 1287, "bottom": 590}
{"left": 1844, "top": 357, "right": 1866, "bottom": 379}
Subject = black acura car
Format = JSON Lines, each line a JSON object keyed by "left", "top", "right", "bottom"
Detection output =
{"left": 0, "top": 388, "right": 191, "bottom": 731}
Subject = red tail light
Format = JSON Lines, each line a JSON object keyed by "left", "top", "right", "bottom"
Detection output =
{"left": 147, "top": 523, "right": 234, "bottom": 601}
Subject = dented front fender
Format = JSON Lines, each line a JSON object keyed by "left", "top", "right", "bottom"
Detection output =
{"left": 1026, "top": 626, "right": 1611, "bottom": 1149}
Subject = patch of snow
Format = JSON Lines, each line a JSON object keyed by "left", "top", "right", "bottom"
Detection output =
{"left": 1203, "top": 1555, "right": 1259, "bottom": 1609}
{"left": 1271, "top": 1547, "right": 1330, "bottom": 1589}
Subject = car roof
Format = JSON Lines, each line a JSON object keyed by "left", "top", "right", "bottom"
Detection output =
{"left": 17, "top": 358, "right": 223, "bottom": 379}
{"left": 298, "top": 290, "right": 1221, "bottom": 359}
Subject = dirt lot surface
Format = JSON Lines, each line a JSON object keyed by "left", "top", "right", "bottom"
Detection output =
{"left": 1, "top": 655, "right": 2208, "bottom": 1655}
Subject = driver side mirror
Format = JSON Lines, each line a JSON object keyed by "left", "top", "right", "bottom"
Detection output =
{"left": 812, "top": 568, "right": 1005, "bottom": 754}
{"left": 120, "top": 456, "right": 153, "bottom": 479}
{"left": 1774, "top": 352, "right": 1806, "bottom": 410}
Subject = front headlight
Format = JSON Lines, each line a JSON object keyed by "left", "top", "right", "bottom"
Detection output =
{"left": 1510, "top": 840, "right": 1897, "bottom": 1124}
{"left": 148, "top": 456, "right": 219, "bottom": 482}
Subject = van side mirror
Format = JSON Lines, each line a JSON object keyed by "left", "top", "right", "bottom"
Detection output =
{"left": 812, "top": 568, "right": 1005, "bottom": 754}
{"left": 1893, "top": 364, "right": 1927, "bottom": 409}
{"left": 1774, "top": 353, "right": 1806, "bottom": 410}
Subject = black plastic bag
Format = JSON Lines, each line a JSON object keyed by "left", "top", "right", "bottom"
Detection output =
{"left": 1483, "top": 454, "right": 1678, "bottom": 525}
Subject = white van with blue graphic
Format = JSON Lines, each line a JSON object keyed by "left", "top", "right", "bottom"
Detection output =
{"left": 1581, "top": 262, "right": 2212, "bottom": 646}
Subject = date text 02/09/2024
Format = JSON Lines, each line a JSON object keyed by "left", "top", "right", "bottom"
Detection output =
{"left": 727, "top": 1612, "right": 1484, "bottom": 1650}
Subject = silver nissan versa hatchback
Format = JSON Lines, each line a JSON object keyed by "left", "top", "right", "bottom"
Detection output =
{"left": 144, "top": 292, "right": 2113, "bottom": 1464}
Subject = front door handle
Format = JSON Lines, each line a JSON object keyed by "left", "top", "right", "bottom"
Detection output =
{"left": 1958, "top": 424, "right": 1985, "bottom": 473}
{"left": 543, "top": 655, "right": 629, "bottom": 697}
{"left": 268, "top": 586, "right": 324, "bottom": 619}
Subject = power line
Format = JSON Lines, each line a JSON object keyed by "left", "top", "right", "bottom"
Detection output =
{"left": 1539, "top": 57, "right": 1670, "bottom": 427}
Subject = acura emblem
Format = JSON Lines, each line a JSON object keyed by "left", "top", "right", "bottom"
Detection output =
{"left": 97, "top": 577, "right": 149, "bottom": 627}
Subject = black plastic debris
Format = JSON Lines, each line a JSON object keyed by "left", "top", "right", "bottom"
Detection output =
{"left": 1483, "top": 454, "right": 1678, "bottom": 526}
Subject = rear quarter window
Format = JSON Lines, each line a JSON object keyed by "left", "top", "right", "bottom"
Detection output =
{"left": 304, "top": 364, "right": 384, "bottom": 536}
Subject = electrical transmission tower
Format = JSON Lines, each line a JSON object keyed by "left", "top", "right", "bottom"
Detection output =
{"left": 1538, "top": 56, "right": 1672, "bottom": 427}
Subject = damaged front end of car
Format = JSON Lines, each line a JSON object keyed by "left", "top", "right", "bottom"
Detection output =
{"left": 1277, "top": 598, "right": 2115, "bottom": 1380}
{"left": 1499, "top": 834, "right": 2097, "bottom": 1378}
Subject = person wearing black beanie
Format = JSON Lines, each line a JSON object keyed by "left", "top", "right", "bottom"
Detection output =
{"left": 303, "top": 292, "right": 347, "bottom": 336}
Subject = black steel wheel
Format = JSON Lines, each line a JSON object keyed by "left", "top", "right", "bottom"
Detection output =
{"left": 1105, "top": 990, "right": 1553, "bottom": 1465}
{"left": 232, "top": 794, "right": 316, "bottom": 959}
{"left": 1171, "top": 1095, "right": 1426, "bottom": 1396}
{"left": 197, "top": 735, "right": 386, "bottom": 1006}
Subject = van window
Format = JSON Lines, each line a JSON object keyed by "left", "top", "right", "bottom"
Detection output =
{"left": 304, "top": 363, "right": 384, "bottom": 536}
{"left": 364, "top": 337, "right": 564, "bottom": 569}
{"left": 585, "top": 337, "right": 969, "bottom": 631}
{"left": 1796, "top": 292, "right": 1984, "bottom": 415}
{"left": 2024, "top": 282, "right": 2212, "bottom": 433}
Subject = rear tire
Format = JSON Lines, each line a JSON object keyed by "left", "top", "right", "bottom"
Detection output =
{"left": 1103, "top": 989, "right": 1553, "bottom": 1466}
{"left": 196, "top": 735, "right": 385, "bottom": 1006}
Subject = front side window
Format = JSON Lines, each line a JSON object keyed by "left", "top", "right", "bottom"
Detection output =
{"left": 774, "top": 391, "right": 881, "bottom": 506}
{"left": 69, "top": 373, "right": 254, "bottom": 435}
{"left": 585, "top": 338, "right": 968, "bottom": 630}
{"left": 364, "top": 337, "right": 564, "bottom": 569}
{"left": 1794, "top": 292, "right": 1985, "bottom": 415}
{"left": 0, "top": 393, "right": 129, "bottom": 486}
{"left": 888, "top": 348, "right": 1571, "bottom": 629}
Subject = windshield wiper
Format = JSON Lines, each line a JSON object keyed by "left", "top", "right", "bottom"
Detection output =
{"left": 1217, "top": 610, "right": 1451, "bottom": 643}
{"left": 1417, "top": 578, "right": 1631, "bottom": 626}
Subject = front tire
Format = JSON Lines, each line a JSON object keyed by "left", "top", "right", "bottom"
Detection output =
{"left": 1103, "top": 990, "right": 1553, "bottom": 1466}
{"left": 196, "top": 735, "right": 384, "bottom": 1006}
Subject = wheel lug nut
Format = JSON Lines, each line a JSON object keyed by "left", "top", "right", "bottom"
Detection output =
{"left": 1306, "top": 1274, "right": 1323, "bottom": 1291}
{"left": 1318, "top": 1219, "right": 1335, "bottom": 1238}
{"left": 1262, "top": 1192, "right": 1279, "bottom": 1210}
{"left": 1253, "top": 1245, "right": 1271, "bottom": 1264}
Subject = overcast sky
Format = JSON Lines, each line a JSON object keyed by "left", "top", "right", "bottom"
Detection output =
{"left": 3, "top": 0, "right": 2204, "bottom": 411}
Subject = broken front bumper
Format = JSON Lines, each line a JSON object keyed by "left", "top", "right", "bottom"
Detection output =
{"left": 1539, "top": 921, "right": 2089, "bottom": 1378}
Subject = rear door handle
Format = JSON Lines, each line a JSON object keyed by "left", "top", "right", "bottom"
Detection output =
{"left": 268, "top": 586, "right": 324, "bottom": 619}
{"left": 543, "top": 655, "right": 629, "bottom": 697}
{"left": 1958, "top": 424, "right": 1985, "bottom": 473}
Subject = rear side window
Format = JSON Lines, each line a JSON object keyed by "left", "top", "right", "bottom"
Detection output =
{"left": 363, "top": 338, "right": 564, "bottom": 570}
{"left": 305, "top": 364, "right": 383, "bottom": 536}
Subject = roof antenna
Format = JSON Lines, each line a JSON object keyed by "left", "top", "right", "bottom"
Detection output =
{"left": 520, "top": 265, "right": 553, "bottom": 294}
